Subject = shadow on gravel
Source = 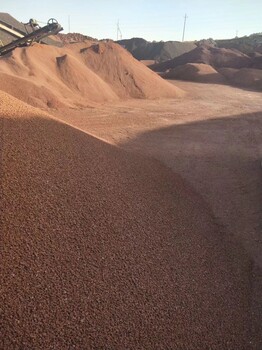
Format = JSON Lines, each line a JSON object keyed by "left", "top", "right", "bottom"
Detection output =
{"left": 120, "top": 111, "right": 262, "bottom": 262}
{"left": 120, "top": 111, "right": 262, "bottom": 348}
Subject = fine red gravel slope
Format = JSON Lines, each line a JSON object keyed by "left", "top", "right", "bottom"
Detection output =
{"left": 0, "top": 91, "right": 255, "bottom": 349}
{"left": 79, "top": 41, "right": 184, "bottom": 99}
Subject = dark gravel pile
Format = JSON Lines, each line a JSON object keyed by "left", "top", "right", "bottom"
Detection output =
{"left": 0, "top": 92, "right": 254, "bottom": 349}
{"left": 150, "top": 46, "right": 252, "bottom": 72}
{"left": 162, "top": 63, "right": 227, "bottom": 84}
{"left": 117, "top": 38, "right": 196, "bottom": 62}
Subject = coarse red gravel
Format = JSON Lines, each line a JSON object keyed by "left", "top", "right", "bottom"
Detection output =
{"left": 0, "top": 92, "right": 255, "bottom": 349}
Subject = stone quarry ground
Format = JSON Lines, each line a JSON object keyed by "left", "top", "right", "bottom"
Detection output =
{"left": 1, "top": 73, "right": 262, "bottom": 348}
{"left": 54, "top": 80, "right": 262, "bottom": 346}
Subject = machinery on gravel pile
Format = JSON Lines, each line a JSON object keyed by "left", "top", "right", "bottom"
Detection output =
{"left": 0, "top": 18, "right": 63, "bottom": 56}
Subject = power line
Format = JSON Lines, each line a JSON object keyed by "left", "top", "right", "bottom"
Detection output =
{"left": 182, "top": 13, "right": 188, "bottom": 42}
{"left": 117, "top": 20, "right": 122, "bottom": 40}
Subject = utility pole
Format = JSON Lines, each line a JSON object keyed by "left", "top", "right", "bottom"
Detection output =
{"left": 68, "top": 15, "right": 71, "bottom": 33}
{"left": 117, "top": 20, "right": 122, "bottom": 41}
{"left": 182, "top": 14, "right": 188, "bottom": 42}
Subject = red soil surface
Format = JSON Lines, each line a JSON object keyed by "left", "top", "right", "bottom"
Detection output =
{"left": 150, "top": 46, "right": 252, "bottom": 72}
{"left": 162, "top": 63, "right": 226, "bottom": 84}
{"left": 0, "top": 42, "right": 182, "bottom": 108}
{"left": 0, "top": 90, "right": 256, "bottom": 349}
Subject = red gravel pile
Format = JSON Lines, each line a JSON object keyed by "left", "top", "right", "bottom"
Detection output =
{"left": 218, "top": 67, "right": 239, "bottom": 80}
{"left": 0, "top": 42, "right": 182, "bottom": 108}
{"left": 0, "top": 91, "right": 255, "bottom": 349}
{"left": 252, "top": 53, "right": 262, "bottom": 69}
{"left": 162, "top": 63, "right": 226, "bottom": 84}
{"left": 79, "top": 41, "right": 184, "bottom": 99}
{"left": 231, "top": 68, "right": 262, "bottom": 90}
{"left": 219, "top": 67, "right": 262, "bottom": 90}
{"left": 150, "top": 46, "right": 252, "bottom": 72}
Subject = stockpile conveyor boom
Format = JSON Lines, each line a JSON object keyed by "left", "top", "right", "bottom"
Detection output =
{"left": 0, "top": 18, "right": 63, "bottom": 56}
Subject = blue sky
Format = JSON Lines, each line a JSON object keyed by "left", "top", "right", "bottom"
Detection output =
{"left": 1, "top": 0, "right": 261, "bottom": 42}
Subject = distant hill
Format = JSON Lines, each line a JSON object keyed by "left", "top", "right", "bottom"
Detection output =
{"left": 116, "top": 38, "right": 196, "bottom": 63}
{"left": 216, "top": 33, "right": 262, "bottom": 54}
{"left": 116, "top": 34, "right": 262, "bottom": 64}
